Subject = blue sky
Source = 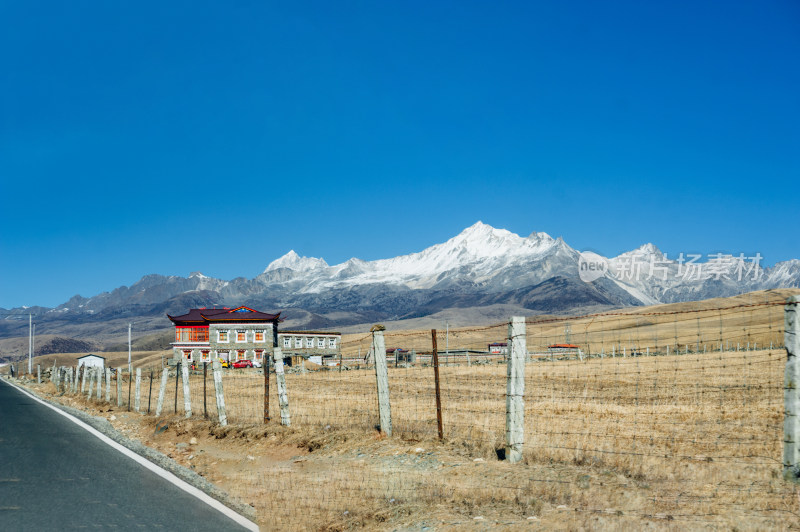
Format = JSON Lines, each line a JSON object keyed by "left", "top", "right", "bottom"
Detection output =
{"left": 1, "top": 1, "right": 798, "bottom": 308}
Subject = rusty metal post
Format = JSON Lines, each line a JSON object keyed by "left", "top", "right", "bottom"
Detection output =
{"left": 431, "top": 329, "right": 444, "bottom": 440}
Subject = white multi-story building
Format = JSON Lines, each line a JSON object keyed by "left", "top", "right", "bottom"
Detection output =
{"left": 168, "top": 306, "right": 281, "bottom": 366}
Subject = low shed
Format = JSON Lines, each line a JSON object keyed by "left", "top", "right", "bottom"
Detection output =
{"left": 77, "top": 354, "right": 106, "bottom": 370}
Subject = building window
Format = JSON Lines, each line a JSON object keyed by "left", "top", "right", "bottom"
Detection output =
{"left": 329, "top": 338, "right": 336, "bottom": 348}
{"left": 254, "top": 330, "right": 265, "bottom": 342}
{"left": 295, "top": 338, "right": 302, "bottom": 348}
{"left": 317, "top": 338, "right": 325, "bottom": 348}
{"left": 283, "top": 337, "right": 291, "bottom": 348}
{"left": 306, "top": 338, "right": 313, "bottom": 348}
{"left": 218, "top": 350, "right": 230, "bottom": 361}
{"left": 218, "top": 330, "right": 229, "bottom": 343}
{"left": 237, "top": 350, "right": 247, "bottom": 360}
{"left": 183, "top": 350, "right": 192, "bottom": 361}
{"left": 176, "top": 327, "right": 209, "bottom": 343}
{"left": 236, "top": 330, "right": 247, "bottom": 342}
{"left": 254, "top": 349, "right": 264, "bottom": 361}
{"left": 201, "top": 350, "right": 210, "bottom": 362}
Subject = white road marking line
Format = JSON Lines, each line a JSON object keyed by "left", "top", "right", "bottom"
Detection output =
{"left": 1, "top": 378, "right": 259, "bottom": 531}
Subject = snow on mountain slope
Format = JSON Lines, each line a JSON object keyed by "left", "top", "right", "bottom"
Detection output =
{"left": 258, "top": 221, "right": 568, "bottom": 293}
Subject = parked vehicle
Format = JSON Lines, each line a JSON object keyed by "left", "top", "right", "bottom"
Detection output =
{"left": 232, "top": 359, "right": 253, "bottom": 369}
{"left": 219, "top": 358, "right": 230, "bottom": 368}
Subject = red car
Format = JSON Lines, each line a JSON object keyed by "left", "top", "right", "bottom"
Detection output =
{"left": 232, "top": 359, "right": 253, "bottom": 369}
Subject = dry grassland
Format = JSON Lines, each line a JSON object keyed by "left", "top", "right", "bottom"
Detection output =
{"left": 9, "top": 289, "right": 800, "bottom": 529}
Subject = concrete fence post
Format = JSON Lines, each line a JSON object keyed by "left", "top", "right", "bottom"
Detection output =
{"left": 96, "top": 367, "right": 102, "bottom": 400}
{"left": 784, "top": 296, "right": 800, "bottom": 483}
{"left": 37, "top": 365, "right": 41, "bottom": 384}
{"left": 134, "top": 368, "right": 142, "bottom": 413}
{"left": 212, "top": 360, "right": 228, "bottom": 426}
{"left": 156, "top": 367, "right": 169, "bottom": 417}
{"left": 105, "top": 368, "right": 111, "bottom": 402}
{"left": 506, "top": 316, "right": 526, "bottom": 463}
{"left": 116, "top": 367, "right": 123, "bottom": 407}
{"left": 51, "top": 360, "right": 57, "bottom": 383}
{"left": 273, "top": 348, "right": 290, "bottom": 426}
{"left": 80, "top": 366, "right": 87, "bottom": 394}
{"left": 371, "top": 326, "right": 392, "bottom": 436}
{"left": 181, "top": 361, "right": 192, "bottom": 418}
{"left": 87, "top": 368, "right": 94, "bottom": 400}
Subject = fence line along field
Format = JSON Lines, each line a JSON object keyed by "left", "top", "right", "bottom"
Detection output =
{"left": 6, "top": 288, "right": 800, "bottom": 529}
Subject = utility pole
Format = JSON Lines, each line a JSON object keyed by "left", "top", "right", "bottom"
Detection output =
{"left": 28, "top": 314, "right": 32, "bottom": 374}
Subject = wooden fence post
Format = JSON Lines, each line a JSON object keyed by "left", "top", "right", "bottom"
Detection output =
{"left": 181, "top": 361, "right": 192, "bottom": 418}
{"left": 156, "top": 367, "right": 168, "bottom": 417}
{"left": 431, "top": 329, "right": 444, "bottom": 440}
{"left": 134, "top": 368, "right": 142, "bottom": 412}
{"left": 784, "top": 296, "right": 800, "bottom": 483}
{"left": 506, "top": 316, "right": 526, "bottom": 463}
{"left": 212, "top": 360, "right": 228, "bottom": 426}
{"left": 371, "top": 325, "right": 392, "bottom": 436}
{"left": 148, "top": 371, "right": 154, "bottom": 414}
{"left": 273, "top": 347, "right": 290, "bottom": 426}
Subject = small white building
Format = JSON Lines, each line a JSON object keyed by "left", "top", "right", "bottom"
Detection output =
{"left": 77, "top": 354, "right": 106, "bottom": 370}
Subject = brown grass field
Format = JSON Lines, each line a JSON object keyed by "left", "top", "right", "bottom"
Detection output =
{"left": 8, "top": 288, "right": 800, "bottom": 529}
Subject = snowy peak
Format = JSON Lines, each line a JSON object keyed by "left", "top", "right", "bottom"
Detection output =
{"left": 265, "top": 250, "right": 329, "bottom": 273}
{"left": 613, "top": 243, "right": 665, "bottom": 262}
{"left": 445, "top": 221, "right": 524, "bottom": 255}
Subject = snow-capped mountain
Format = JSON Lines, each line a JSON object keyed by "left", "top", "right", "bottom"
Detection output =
{"left": 260, "top": 222, "right": 575, "bottom": 293}
{"left": 2, "top": 222, "right": 799, "bottom": 339}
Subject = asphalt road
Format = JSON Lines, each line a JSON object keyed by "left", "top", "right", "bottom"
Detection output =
{"left": 0, "top": 379, "right": 252, "bottom": 531}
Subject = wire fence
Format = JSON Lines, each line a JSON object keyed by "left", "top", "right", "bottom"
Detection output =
{"left": 16, "top": 292, "right": 799, "bottom": 528}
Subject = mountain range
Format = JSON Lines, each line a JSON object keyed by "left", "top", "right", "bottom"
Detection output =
{"left": 2, "top": 222, "right": 798, "bottom": 346}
